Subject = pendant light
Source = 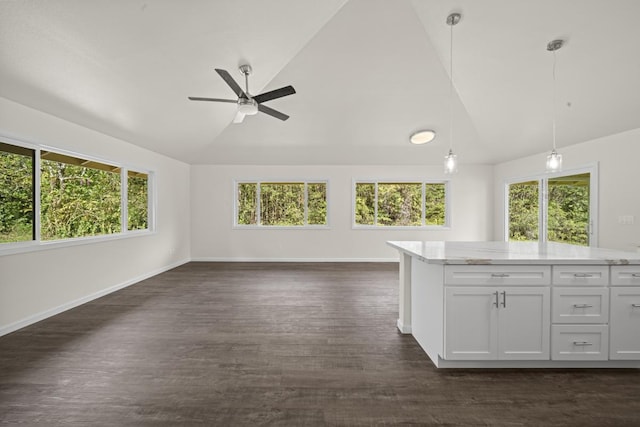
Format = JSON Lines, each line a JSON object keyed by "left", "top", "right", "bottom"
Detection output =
{"left": 444, "top": 12, "right": 461, "bottom": 174}
{"left": 546, "top": 39, "right": 564, "bottom": 172}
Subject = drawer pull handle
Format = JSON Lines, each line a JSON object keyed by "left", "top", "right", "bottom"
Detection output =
{"left": 491, "top": 273, "right": 510, "bottom": 278}
{"left": 573, "top": 273, "right": 594, "bottom": 278}
{"left": 632, "top": 273, "right": 640, "bottom": 278}
{"left": 573, "top": 304, "right": 593, "bottom": 309}
{"left": 632, "top": 304, "right": 640, "bottom": 308}
{"left": 573, "top": 341, "right": 593, "bottom": 346}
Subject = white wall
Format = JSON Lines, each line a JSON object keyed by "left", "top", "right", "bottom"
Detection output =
{"left": 0, "top": 97, "right": 191, "bottom": 334}
{"left": 493, "top": 128, "right": 640, "bottom": 251}
{"left": 191, "top": 164, "right": 494, "bottom": 261}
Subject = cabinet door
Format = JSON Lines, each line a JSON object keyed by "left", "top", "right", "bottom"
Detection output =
{"left": 498, "top": 287, "right": 550, "bottom": 360}
{"left": 610, "top": 287, "right": 640, "bottom": 360}
{"left": 444, "top": 287, "right": 498, "bottom": 360}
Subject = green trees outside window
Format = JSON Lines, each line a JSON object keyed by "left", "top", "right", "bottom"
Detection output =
{"left": 236, "top": 181, "right": 327, "bottom": 226}
{"left": 0, "top": 143, "right": 34, "bottom": 243}
{"left": 508, "top": 173, "right": 590, "bottom": 246}
{"left": 354, "top": 182, "right": 447, "bottom": 227}
{"left": 1, "top": 141, "right": 152, "bottom": 246}
{"left": 128, "top": 172, "right": 149, "bottom": 231}
{"left": 40, "top": 153, "right": 121, "bottom": 240}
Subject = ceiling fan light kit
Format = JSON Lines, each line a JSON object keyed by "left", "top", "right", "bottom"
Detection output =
{"left": 410, "top": 130, "right": 436, "bottom": 145}
{"left": 188, "top": 64, "right": 296, "bottom": 124}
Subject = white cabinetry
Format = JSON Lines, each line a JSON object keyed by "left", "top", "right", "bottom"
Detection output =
{"left": 444, "top": 266, "right": 550, "bottom": 361}
{"left": 609, "top": 286, "right": 640, "bottom": 360}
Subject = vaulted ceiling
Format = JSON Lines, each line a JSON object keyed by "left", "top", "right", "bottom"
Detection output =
{"left": 1, "top": 0, "right": 639, "bottom": 165}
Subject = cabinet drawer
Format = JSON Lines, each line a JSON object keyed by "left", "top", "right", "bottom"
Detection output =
{"left": 552, "top": 265, "right": 609, "bottom": 286}
{"left": 444, "top": 265, "right": 550, "bottom": 286}
{"left": 551, "top": 325, "right": 609, "bottom": 361}
{"left": 552, "top": 287, "right": 609, "bottom": 324}
{"left": 611, "top": 266, "right": 640, "bottom": 286}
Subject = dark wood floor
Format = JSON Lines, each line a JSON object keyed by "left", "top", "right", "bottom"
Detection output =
{"left": 1, "top": 262, "right": 639, "bottom": 426}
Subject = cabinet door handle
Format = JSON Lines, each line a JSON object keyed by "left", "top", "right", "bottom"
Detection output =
{"left": 491, "top": 273, "right": 510, "bottom": 278}
{"left": 501, "top": 291, "right": 507, "bottom": 308}
{"left": 573, "top": 273, "right": 594, "bottom": 278}
{"left": 573, "top": 341, "right": 593, "bottom": 346}
{"left": 493, "top": 291, "right": 499, "bottom": 307}
{"left": 573, "top": 304, "right": 593, "bottom": 309}
{"left": 632, "top": 304, "right": 640, "bottom": 308}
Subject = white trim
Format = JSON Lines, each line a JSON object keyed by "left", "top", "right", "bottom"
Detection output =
{"left": 397, "top": 318, "right": 412, "bottom": 334}
{"left": 0, "top": 258, "right": 190, "bottom": 338}
{"left": 0, "top": 229, "right": 155, "bottom": 256}
{"left": 191, "top": 257, "right": 399, "bottom": 263}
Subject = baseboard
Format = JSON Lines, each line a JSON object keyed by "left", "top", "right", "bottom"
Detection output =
{"left": 190, "top": 257, "right": 399, "bottom": 263}
{"left": 397, "top": 318, "right": 412, "bottom": 334}
{"left": 0, "top": 258, "right": 190, "bottom": 338}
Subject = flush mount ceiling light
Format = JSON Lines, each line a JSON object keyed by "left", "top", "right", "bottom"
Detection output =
{"left": 546, "top": 39, "right": 564, "bottom": 173}
{"left": 444, "top": 12, "right": 461, "bottom": 175}
{"left": 410, "top": 130, "right": 436, "bottom": 145}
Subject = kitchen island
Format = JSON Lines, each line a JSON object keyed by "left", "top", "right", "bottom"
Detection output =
{"left": 388, "top": 241, "right": 640, "bottom": 368}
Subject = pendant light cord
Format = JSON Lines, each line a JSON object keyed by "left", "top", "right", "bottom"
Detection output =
{"left": 449, "top": 18, "right": 454, "bottom": 154}
{"left": 552, "top": 49, "right": 557, "bottom": 151}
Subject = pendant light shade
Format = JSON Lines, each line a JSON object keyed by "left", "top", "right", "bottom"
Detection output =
{"left": 444, "top": 12, "right": 461, "bottom": 175}
{"left": 546, "top": 39, "right": 564, "bottom": 173}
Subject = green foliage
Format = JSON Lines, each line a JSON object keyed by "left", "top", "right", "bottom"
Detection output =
{"left": 355, "top": 183, "right": 375, "bottom": 225}
{"left": 128, "top": 174, "right": 149, "bottom": 230}
{"left": 508, "top": 176, "right": 589, "bottom": 246}
{"left": 237, "top": 183, "right": 257, "bottom": 225}
{"left": 0, "top": 150, "right": 34, "bottom": 243}
{"left": 508, "top": 181, "right": 539, "bottom": 241}
{"left": 40, "top": 159, "right": 122, "bottom": 240}
{"left": 307, "top": 183, "right": 327, "bottom": 225}
{"left": 548, "top": 180, "right": 589, "bottom": 246}
{"left": 236, "top": 182, "right": 327, "bottom": 226}
{"left": 355, "top": 182, "right": 446, "bottom": 226}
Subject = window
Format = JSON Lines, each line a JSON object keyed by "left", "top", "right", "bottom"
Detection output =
{"left": 354, "top": 181, "right": 448, "bottom": 227}
{"left": 40, "top": 151, "right": 122, "bottom": 240}
{"left": 0, "top": 142, "right": 35, "bottom": 243}
{"left": 506, "top": 168, "right": 596, "bottom": 246}
{"left": 1, "top": 138, "right": 153, "bottom": 252}
{"left": 235, "top": 181, "right": 328, "bottom": 227}
{"left": 128, "top": 171, "right": 149, "bottom": 231}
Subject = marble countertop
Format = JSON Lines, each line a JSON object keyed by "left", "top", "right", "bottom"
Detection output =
{"left": 387, "top": 241, "right": 640, "bottom": 265}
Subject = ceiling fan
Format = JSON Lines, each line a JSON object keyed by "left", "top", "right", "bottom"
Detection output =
{"left": 188, "top": 64, "right": 296, "bottom": 123}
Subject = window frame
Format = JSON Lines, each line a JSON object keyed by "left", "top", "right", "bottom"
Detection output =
{"left": 233, "top": 179, "right": 330, "bottom": 229}
{"left": 351, "top": 179, "right": 451, "bottom": 229}
{"left": 0, "top": 135, "right": 155, "bottom": 256}
{"left": 503, "top": 163, "right": 598, "bottom": 247}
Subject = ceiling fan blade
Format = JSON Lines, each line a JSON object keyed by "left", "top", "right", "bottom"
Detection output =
{"left": 258, "top": 104, "right": 289, "bottom": 121}
{"left": 215, "top": 68, "right": 247, "bottom": 98}
{"left": 188, "top": 97, "right": 237, "bottom": 103}
{"left": 233, "top": 111, "right": 246, "bottom": 124}
{"left": 253, "top": 85, "right": 296, "bottom": 104}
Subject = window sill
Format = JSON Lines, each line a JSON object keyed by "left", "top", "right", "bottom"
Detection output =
{"left": 0, "top": 229, "right": 154, "bottom": 257}
{"left": 233, "top": 225, "right": 331, "bottom": 230}
{"left": 352, "top": 225, "right": 451, "bottom": 230}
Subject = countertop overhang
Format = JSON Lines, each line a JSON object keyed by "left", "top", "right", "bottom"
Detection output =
{"left": 387, "top": 241, "right": 640, "bottom": 265}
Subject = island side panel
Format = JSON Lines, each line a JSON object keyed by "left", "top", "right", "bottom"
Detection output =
{"left": 397, "top": 252, "right": 412, "bottom": 333}
{"left": 411, "top": 258, "right": 444, "bottom": 366}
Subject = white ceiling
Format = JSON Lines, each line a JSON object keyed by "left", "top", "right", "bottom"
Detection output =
{"left": 1, "top": 0, "right": 639, "bottom": 166}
